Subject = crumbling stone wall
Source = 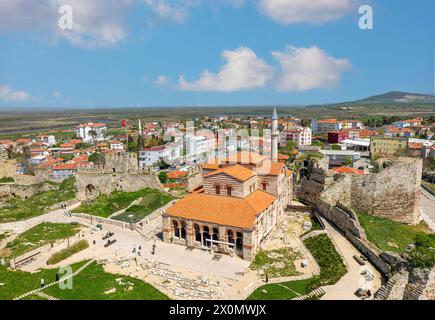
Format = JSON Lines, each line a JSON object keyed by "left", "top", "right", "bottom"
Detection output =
{"left": 308, "top": 157, "right": 422, "bottom": 225}
{"left": 76, "top": 172, "right": 162, "bottom": 200}
{"left": 0, "top": 181, "right": 56, "bottom": 203}
{"left": 75, "top": 152, "right": 163, "bottom": 200}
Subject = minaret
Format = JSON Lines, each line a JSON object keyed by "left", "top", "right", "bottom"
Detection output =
{"left": 271, "top": 107, "right": 279, "bottom": 162}
{"left": 137, "top": 117, "right": 145, "bottom": 151}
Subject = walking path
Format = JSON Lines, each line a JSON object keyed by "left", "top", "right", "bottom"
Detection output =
{"left": 420, "top": 187, "right": 435, "bottom": 231}
{"left": 13, "top": 259, "right": 95, "bottom": 300}
{"left": 320, "top": 218, "right": 381, "bottom": 300}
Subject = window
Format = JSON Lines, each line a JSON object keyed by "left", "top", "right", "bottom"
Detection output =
{"left": 227, "top": 186, "right": 232, "bottom": 196}
{"left": 215, "top": 185, "right": 220, "bottom": 194}
{"left": 262, "top": 182, "right": 267, "bottom": 191}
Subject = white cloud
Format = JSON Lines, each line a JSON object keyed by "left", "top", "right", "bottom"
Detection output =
{"left": 178, "top": 47, "right": 273, "bottom": 92}
{"left": 0, "top": 0, "right": 132, "bottom": 48}
{"left": 272, "top": 46, "right": 351, "bottom": 91}
{"left": 153, "top": 75, "right": 171, "bottom": 86}
{"left": 259, "top": 0, "right": 353, "bottom": 24}
{"left": 143, "top": 0, "right": 201, "bottom": 23}
{"left": 52, "top": 90, "right": 63, "bottom": 98}
{"left": 0, "top": 85, "right": 31, "bottom": 101}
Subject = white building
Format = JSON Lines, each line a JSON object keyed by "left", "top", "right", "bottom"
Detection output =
{"left": 75, "top": 123, "right": 107, "bottom": 143}
{"left": 280, "top": 127, "right": 312, "bottom": 147}
{"left": 37, "top": 135, "right": 56, "bottom": 146}
{"left": 139, "top": 143, "right": 182, "bottom": 167}
{"left": 110, "top": 140, "right": 124, "bottom": 151}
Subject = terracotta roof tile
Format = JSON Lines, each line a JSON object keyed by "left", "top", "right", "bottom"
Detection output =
{"left": 206, "top": 164, "right": 255, "bottom": 182}
{"left": 166, "top": 190, "right": 276, "bottom": 229}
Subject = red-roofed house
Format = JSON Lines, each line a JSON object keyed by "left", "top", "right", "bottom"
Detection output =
{"left": 75, "top": 123, "right": 107, "bottom": 143}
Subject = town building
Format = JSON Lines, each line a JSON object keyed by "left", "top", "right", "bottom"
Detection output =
{"left": 280, "top": 127, "right": 312, "bottom": 147}
{"left": 139, "top": 142, "right": 182, "bottom": 167}
{"left": 392, "top": 118, "right": 423, "bottom": 128}
{"left": 37, "top": 135, "right": 56, "bottom": 146}
{"left": 319, "top": 150, "right": 362, "bottom": 168}
{"left": 370, "top": 136, "right": 408, "bottom": 157}
{"left": 51, "top": 163, "right": 78, "bottom": 181}
{"left": 328, "top": 131, "right": 349, "bottom": 144}
{"left": 75, "top": 123, "right": 107, "bottom": 143}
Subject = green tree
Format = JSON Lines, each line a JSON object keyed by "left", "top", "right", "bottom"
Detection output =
{"left": 88, "top": 153, "right": 105, "bottom": 165}
{"left": 286, "top": 140, "right": 297, "bottom": 154}
{"left": 343, "top": 156, "right": 353, "bottom": 166}
{"left": 158, "top": 171, "right": 168, "bottom": 184}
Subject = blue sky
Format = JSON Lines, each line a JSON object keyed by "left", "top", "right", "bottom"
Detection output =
{"left": 0, "top": 0, "right": 433, "bottom": 109}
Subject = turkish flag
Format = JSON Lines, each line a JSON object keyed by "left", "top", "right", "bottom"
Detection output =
{"left": 121, "top": 119, "right": 127, "bottom": 128}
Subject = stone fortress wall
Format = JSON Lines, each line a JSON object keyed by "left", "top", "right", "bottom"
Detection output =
{"left": 299, "top": 157, "right": 422, "bottom": 225}
{"left": 75, "top": 152, "right": 163, "bottom": 200}
{"left": 297, "top": 156, "right": 423, "bottom": 277}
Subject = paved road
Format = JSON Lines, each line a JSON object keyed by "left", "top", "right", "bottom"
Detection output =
{"left": 420, "top": 188, "right": 435, "bottom": 231}
{"left": 320, "top": 218, "right": 382, "bottom": 300}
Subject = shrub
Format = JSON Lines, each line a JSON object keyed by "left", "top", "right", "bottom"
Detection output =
{"left": 47, "top": 240, "right": 89, "bottom": 265}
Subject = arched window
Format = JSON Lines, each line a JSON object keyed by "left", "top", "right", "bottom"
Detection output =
{"left": 181, "top": 222, "right": 187, "bottom": 240}
{"left": 203, "top": 226, "right": 211, "bottom": 247}
{"left": 261, "top": 182, "right": 267, "bottom": 191}
{"left": 194, "top": 224, "right": 201, "bottom": 242}
{"left": 236, "top": 232, "right": 243, "bottom": 251}
{"left": 173, "top": 220, "right": 180, "bottom": 238}
{"left": 227, "top": 230, "right": 234, "bottom": 244}
{"left": 212, "top": 227, "right": 219, "bottom": 242}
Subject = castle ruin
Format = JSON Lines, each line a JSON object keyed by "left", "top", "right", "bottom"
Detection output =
{"left": 75, "top": 152, "right": 163, "bottom": 200}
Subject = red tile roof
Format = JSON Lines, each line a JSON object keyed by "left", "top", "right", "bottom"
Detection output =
{"left": 166, "top": 190, "right": 276, "bottom": 229}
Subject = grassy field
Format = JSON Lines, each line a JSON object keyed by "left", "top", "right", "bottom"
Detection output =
{"left": 247, "top": 279, "right": 312, "bottom": 300}
{"left": 0, "top": 177, "right": 14, "bottom": 184}
{"left": 47, "top": 240, "right": 89, "bottom": 265}
{"left": 73, "top": 188, "right": 173, "bottom": 219}
{"left": 112, "top": 191, "right": 174, "bottom": 223}
{"left": 248, "top": 234, "right": 346, "bottom": 300}
{"left": 0, "top": 222, "right": 81, "bottom": 259}
{"left": 250, "top": 248, "right": 301, "bottom": 278}
{"left": 0, "top": 260, "right": 168, "bottom": 300}
{"left": 43, "top": 261, "right": 169, "bottom": 300}
{"left": 0, "top": 177, "right": 77, "bottom": 223}
{"left": 358, "top": 212, "right": 430, "bottom": 254}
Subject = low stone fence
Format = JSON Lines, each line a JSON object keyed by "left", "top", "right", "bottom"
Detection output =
{"left": 138, "top": 200, "right": 177, "bottom": 227}
{"left": 345, "top": 231, "right": 391, "bottom": 277}
{"left": 421, "top": 183, "right": 435, "bottom": 197}
{"left": 300, "top": 230, "right": 328, "bottom": 242}
{"left": 71, "top": 212, "right": 131, "bottom": 229}
{"left": 9, "top": 243, "right": 52, "bottom": 270}
{"left": 314, "top": 203, "right": 391, "bottom": 278}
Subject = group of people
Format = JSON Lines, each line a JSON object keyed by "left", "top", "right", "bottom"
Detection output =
{"left": 132, "top": 240, "right": 157, "bottom": 256}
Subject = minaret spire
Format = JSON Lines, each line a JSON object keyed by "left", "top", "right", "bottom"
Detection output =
{"left": 271, "top": 107, "right": 278, "bottom": 162}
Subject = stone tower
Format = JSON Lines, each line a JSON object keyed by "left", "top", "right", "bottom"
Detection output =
{"left": 271, "top": 107, "right": 279, "bottom": 162}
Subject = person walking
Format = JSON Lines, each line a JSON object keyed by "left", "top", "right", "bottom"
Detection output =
{"left": 40, "top": 278, "right": 45, "bottom": 288}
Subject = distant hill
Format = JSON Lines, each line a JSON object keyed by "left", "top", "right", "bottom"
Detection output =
{"left": 356, "top": 91, "right": 435, "bottom": 104}
{"left": 310, "top": 91, "right": 435, "bottom": 108}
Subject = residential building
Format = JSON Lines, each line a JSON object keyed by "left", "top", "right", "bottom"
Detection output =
{"left": 51, "top": 163, "right": 78, "bottom": 181}
{"left": 370, "top": 136, "right": 408, "bottom": 157}
{"left": 110, "top": 140, "right": 124, "bottom": 151}
{"left": 392, "top": 118, "right": 423, "bottom": 128}
{"left": 328, "top": 131, "right": 349, "bottom": 144}
{"left": 37, "top": 135, "right": 56, "bottom": 146}
{"left": 280, "top": 127, "right": 312, "bottom": 147}
{"left": 319, "top": 150, "right": 361, "bottom": 168}
{"left": 75, "top": 123, "right": 107, "bottom": 143}
{"left": 139, "top": 143, "right": 182, "bottom": 167}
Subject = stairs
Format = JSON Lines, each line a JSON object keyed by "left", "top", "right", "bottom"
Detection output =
{"left": 293, "top": 287, "right": 325, "bottom": 300}
{"left": 403, "top": 282, "right": 425, "bottom": 300}
{"left": 374, "top": 278, "right": 397, "bottom": 300}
